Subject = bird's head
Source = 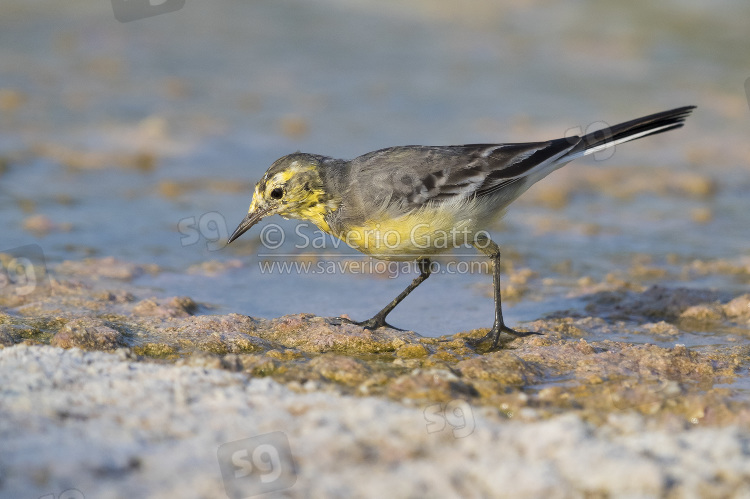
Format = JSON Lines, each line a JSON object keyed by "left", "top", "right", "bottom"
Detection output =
{"left": 227, "top": 153, "right": 337, "bottom": 243}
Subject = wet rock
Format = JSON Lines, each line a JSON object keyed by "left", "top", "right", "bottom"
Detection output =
{"left": 258, "top": 314, "right": 421, "bottom": 353}
{"left": 187, "top": 259, "right": 244, "bottom": 276}
{"left": 309, "top": 354, "right": 371, "bottom": 385}
{"left": 724, "top": 294, "right": 750, "bottom": 322}
{"left": 50, "top": 318, "right": 122, "bottom": 350}
{"left": 680, "top": 303, "right": 725, "bottom": 322}
{"left": 0, "top": 88, "right": 26, "bottom": 111}
{"left": 132, "top": 296, "right": 197, "bottom": 318}
{"left": 131, "top": 342, "right": 178, "bottom": 359}
{"left": 0, "top": 261, "right": 748, "bottom": 427}
{"left": 33, "top": 142, "right": 159, "bottom": 172}
{"left": 22, "top": 214, "right": 72, "bottom": 235}
{"left": 641, "top": 321, "right": 680, "bottom": 337}
{"left": 56, "top": 257, "right": 159, "bottom": 280}
{"left": 94, "top": 290, "right": 136, "bottom": 303}
{"left": 175, "top": 351, "right": 223, "bottom": 370}
{"left": 456, "top": 352, "right": 542, "bottom": 386}
{"left": 578, "top": 343, "right": 733, "bottom": 380}
{"left": 682, "top": 257, "right": 750, "bottom": 281}
{"left": 277, "top": 114, "right": 309, "bottom": 138}
{"left": 387, "top": 368, "right": 478, "bottom": 402}
{"left": 584, "top": 285, "right": 726, "bottom": 322}
{"left": 395, "top": 343, "right": 429, "bottom": 359}
{"left": 233, "top": 354, "right": 281, "bottom": 376}
{"left": 3, "top": 345, "right": 750, "bottom": 499}
{"left": 0, "top": 324, "right": 14, "bottom": 346}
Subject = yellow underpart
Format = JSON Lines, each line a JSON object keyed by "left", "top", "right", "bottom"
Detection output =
{"left": 334, "top": 200, "right": 485, "bottom": 261}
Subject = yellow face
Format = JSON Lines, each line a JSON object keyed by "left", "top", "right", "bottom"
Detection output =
{"left": 227, "top": 154, "right": 339, "bottom": 244}
{"left": 252, "top": 161, "right": 334, "bottom": 224}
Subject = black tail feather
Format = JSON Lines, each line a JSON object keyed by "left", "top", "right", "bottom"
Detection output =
{"left": 571, "top": 105, "right": 696, "bottom": 157}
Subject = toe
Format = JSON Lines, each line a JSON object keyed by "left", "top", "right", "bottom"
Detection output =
{"left": 329, "top": 316, "right": 356, "bottom": 326}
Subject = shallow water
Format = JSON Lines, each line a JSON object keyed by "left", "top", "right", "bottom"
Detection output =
{"left": 1, "top": 0, "right": 748, "bottom": 338}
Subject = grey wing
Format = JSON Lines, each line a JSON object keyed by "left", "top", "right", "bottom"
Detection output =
{"left": 347, "top": 139, "right": 578, "bottom": 210}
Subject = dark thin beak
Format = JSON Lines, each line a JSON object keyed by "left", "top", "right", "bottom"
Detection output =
{"left": 227, "top": 209, "right": 267, "bottom": 244}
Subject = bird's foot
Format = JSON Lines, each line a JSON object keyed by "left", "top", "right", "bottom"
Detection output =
{"left": 328, "top": 316, "right": 356, "bottom": 327}
{"left": 329, "top": 315, "right": 402, "bottom": 331}
{"left": 468, "top": 324, "right": 541, "bottom": 350}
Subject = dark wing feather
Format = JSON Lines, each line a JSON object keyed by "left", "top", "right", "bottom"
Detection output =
{"left": 347, "top": 140, "right": 577, "bottom": 209}
{"left": 473, "top": 138, "right": 576, "bottom": 197}
{"left": 341, "top": 107, "right": 695, "bottom": 216}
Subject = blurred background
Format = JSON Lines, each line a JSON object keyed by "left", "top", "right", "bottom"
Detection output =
{"left": 1, "top": 0, "right": 748, "bottom": 334}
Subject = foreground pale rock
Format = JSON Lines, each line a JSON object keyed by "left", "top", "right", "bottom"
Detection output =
{"left": 1, "top": 345, "right": 749, "bottom": 498}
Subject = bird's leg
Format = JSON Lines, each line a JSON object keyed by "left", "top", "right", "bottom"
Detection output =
{"left": 333, "top": 258, "right": 432, "bottom": 330}
{"left": 470, "top": 235, "right": 540, "bottom": 349}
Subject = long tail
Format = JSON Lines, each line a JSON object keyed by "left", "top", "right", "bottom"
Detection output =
{"left": 566, "top": 105, "right": 696, "bottom": 160}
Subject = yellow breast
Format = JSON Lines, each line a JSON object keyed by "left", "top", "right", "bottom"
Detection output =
{"left": 332, "top": 201, "right": 484, "bottom": 261}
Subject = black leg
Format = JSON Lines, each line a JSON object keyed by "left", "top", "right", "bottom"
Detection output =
{"left": 470, "top": 235, "right": 540, "bottom": 349}
{"left": 333, "top": 258, "right": 432, "bottom": 330}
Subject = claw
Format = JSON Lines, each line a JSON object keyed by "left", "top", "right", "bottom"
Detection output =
{"left": 329, "top": 316, "right": 402, "bottom": 331}
{"left": 468, "top": 325, "right": 541, "bottom": 350}
{"left": 329, "top": 316, "right": 356, "bottom": 326}
{"left": 356, "top": 317, "right": 403, "bottom": 331}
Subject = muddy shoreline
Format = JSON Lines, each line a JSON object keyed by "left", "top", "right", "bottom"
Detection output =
{"left": 2, "top": 255, "right": 750, "bottom": 496}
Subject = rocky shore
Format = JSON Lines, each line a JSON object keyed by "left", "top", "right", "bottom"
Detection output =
{"left": 1, "top": 256, "right": 749, "bottom": 497}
